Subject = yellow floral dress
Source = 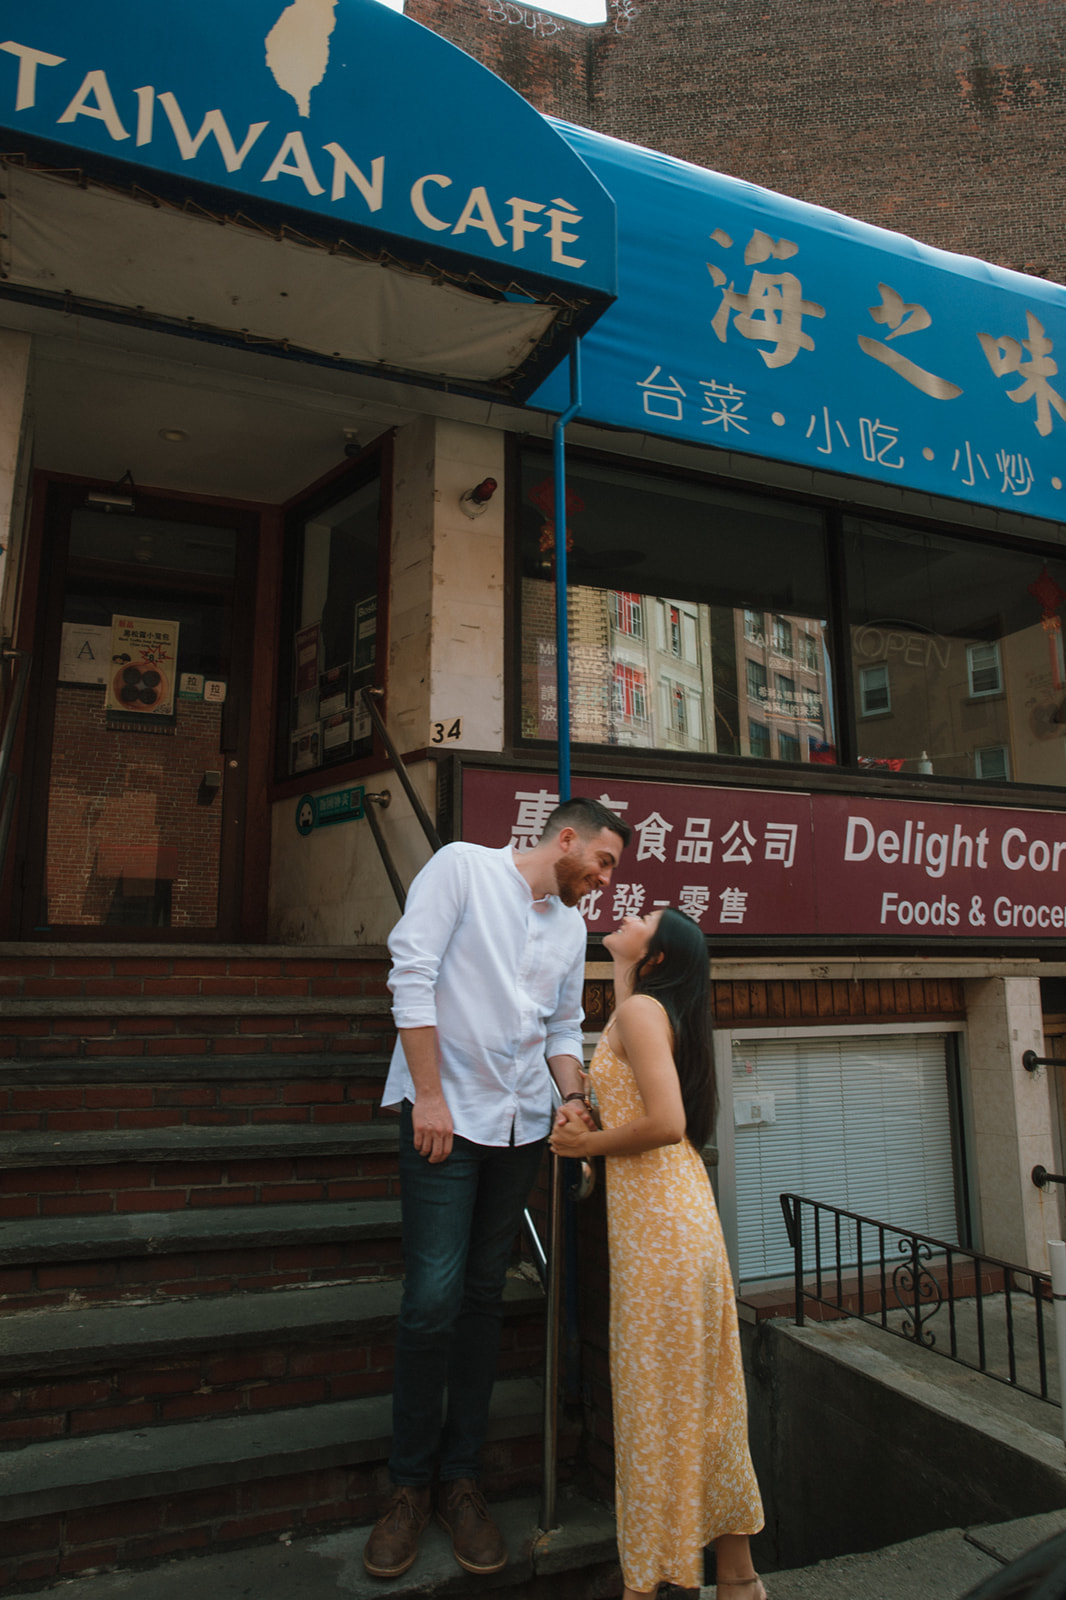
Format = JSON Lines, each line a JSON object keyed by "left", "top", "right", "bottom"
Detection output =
{"left": 590, "top": 1017, "right": 764, "bottom": 1592}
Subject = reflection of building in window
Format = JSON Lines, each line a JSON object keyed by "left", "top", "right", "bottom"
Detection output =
{"left": 744, "top": 609, "right": 765, "bottom": 644}
{"left": 860, "top": 663, "right": 891, "bottom": 715}
{"left": 613, "top": 662, "right": 648, "bottom": 723}
{"left": 749, "top": 719, "right": 771, "bottom": 758}
{"left": 772, "top": 615, "right": 793, "bottom": 658}
{"left": 976, "top": 744, "right": 1010, "bottom": 781}
{"left": 968, "top": 640, "right": 1003, "bottom": 697}
{"left": 669, "top": 605, "right": 682, "bottom": 656}
{"left": 670, "top": 683, "right": 687, "bottom": 731}
{"left": 746, "top": 658, "right": 768, "bottom": 704}
{"left": 775, "top": 673, "right": 795, "bottom": 715}
{"left": 778, "top": 730, "right": 801, "bottom": 761}
{"left": 803, "top": 632, "right": 819, "bottom": 671}
{"left": 610, "top": 591, "right": 644, "bottom": 638}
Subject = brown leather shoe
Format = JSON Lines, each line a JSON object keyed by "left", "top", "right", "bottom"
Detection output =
{"left": 436, "top": 1477, "right": 507, "bottom": 1574}
{"left": 363, "top": 1484, "right": 432, "bottom": 1577}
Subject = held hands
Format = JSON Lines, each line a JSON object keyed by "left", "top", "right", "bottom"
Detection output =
{"left": 549, "top": 1099, "right": 592, "bottom": 1158}
{"left": 412, "top": 1091, "right": 454, "bottom": 1164}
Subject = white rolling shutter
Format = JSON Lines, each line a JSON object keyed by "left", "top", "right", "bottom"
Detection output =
{"left": 732, "top": 1033, "right": 958, "bottom": 1282}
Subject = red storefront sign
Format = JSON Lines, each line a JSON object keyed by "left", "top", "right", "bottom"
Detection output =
{"left": 461, "top": 768, "right": 1066, "bottom": 939}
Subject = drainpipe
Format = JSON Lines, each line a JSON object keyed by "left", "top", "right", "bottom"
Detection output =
{"left": 553, "top": 342, "right": 582, "bottom": 805}
{"left": 541, "top": 343, "right": 583, "bottom": 1533}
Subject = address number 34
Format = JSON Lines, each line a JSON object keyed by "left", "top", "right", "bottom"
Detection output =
{"left": 431, "top": 717, "right": 462, "bottom": 745}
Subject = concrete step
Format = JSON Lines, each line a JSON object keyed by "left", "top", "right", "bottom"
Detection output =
{"left": 0, "top": 1379, "right": 583, "bottom": 1589}
{"left": 0, "top": 1274, "right": 545, "bottom": 1442}
{"left": 3, "top": 1120, "right": 399, "bottom": 1168}
{"left": 0, "top": 1198, "right": 406, "bottom": 1308}
{"left": 0, "top": 1485, "right": 619, "bottom": 1599}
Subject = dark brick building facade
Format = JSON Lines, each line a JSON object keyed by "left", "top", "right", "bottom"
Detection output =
{"left": 406, "top": 0, "right": 1066, "bottom": 283}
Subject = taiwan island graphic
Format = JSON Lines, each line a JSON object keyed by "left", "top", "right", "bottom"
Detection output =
{"left": 265, "top": 0, "right": 339, "bottom": 117}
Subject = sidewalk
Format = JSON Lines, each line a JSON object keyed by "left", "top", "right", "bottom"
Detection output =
{"left": 765, "top": 1508, "right": 1066, "bottom": 1598}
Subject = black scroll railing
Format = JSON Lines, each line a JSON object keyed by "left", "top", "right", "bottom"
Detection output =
{"left": 780, "top": 1193, "right": 1058, "bottom": 1408}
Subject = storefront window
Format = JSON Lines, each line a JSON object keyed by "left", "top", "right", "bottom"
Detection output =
{"left": 519, "top": 453, "right": 836, "bottom": 763}
{"left": 846, "top": 518, "right": 1066, "bottom": 786}
{"left": 281, "top": 462, "right": 383, "bottom": 778}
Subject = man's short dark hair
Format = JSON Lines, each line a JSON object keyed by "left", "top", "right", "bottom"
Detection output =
{"left": 541, "top": 797, "right": 631, "bottom": 849}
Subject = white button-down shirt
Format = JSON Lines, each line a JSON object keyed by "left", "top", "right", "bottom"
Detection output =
{"left": 382, "top": 843, "right": 587, "bottom": 1146}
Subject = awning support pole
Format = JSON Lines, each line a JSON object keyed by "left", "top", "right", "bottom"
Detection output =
{"left": 553, "top": 342, "right": 582, "bottom": 805}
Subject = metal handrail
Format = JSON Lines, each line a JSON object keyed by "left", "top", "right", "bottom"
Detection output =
{"left": 781, "top": 1192, "right": 1057, "bottom": 1406}
{"left": 359, "top": 685, "right": 442, "bottom": 853}
{"left": 0, "top": 649, "right": 30, "bottom": 888}
{"left": 362, "top": 790, "right": 406, "bottom": 912}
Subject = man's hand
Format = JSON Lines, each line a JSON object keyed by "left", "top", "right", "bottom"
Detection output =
{"left": 412, "top": 1090, "right": 454, "bottom": 1164}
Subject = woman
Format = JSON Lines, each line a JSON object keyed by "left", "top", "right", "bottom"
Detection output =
{"left": 550, "top": 907, "right": 765, "bottom": 1600}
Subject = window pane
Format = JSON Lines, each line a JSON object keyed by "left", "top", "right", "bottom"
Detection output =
{"left": 748, "top": 719, "right": 771, "bottom": 758}
{"left": 285, "top": 472, "right": 381, "bottom": 776}
{"left": 519, "top": 454, "right": 835, "bottom": 762}
{"left": 845, "top": 517, "right": 1066, "bottom": 785}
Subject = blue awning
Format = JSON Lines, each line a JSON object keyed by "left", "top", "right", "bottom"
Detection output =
{"left": 533, "top": 121, "right": 1066, "bottom": 525}
{"left": 0, "top": 1, "right": 617, "bottom": 398}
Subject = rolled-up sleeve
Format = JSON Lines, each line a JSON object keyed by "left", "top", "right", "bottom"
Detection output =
{"left": 387, "top": 849, "right": 466, "bottom": 1030}
{"left": 543, "top": 923, "right": 586, "bottom": 1063}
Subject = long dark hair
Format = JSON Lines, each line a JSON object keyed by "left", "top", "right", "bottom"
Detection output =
{"left": 630, "top": 907, "right": 717, "bottom": 1149}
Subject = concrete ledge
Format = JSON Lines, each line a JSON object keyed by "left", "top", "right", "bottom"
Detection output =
{"left": 3, "top": 1119, "right": 400, "bottom": 1168}
{"left": 746, "top": 1316, "right": 1066, "bottom": 1572}
{"left": 0, "top": 1377, "right": 556, "bottom": 1521}
{"left": 0, "top": 1197, "right": 403, "bottom": 1265}
{"left": 0, "top": 1052, "right": 392, "bottom": 1082}
{"left": 0, "top": 1276, "right": 541, "bottom": 1379}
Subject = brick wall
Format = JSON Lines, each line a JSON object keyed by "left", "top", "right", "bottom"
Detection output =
{"left": 406, "top": 0, "right": 1066, "bottom": 283}
{"left": 46, "top": 690, "right": 224, "bottom": 928}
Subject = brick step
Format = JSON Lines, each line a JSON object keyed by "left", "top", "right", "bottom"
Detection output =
{"left": 0, "top": 1053, "right": 391, "bottom": 1136}
{"left": 0, "top": 1051, "right": 392, "bottom": 1082}
{"left": 0, "top": 1375, "right": 582, "bottom": 1589}
{"left": 0, "top": 1197, "right": 405, "bottom": 1309}
{"left": 0, "top": 1485, "right": 618, "bottom": 1600}
{"left": 0, "top": 1276, "right": 545, "bottom": 1445}
{"left": 2, "top": 1122, "right": 402, "bottom": 1221}
{"left": 0, "top": 943, "right": 396, "bottom": 1064}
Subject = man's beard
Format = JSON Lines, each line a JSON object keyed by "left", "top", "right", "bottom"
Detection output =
{"left": 553, "top": 852, "right": 586, "bottom": 907}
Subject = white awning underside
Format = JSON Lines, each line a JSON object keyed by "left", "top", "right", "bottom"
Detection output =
{"left": 0, "top": 165, "right": 558, "bottom": 385}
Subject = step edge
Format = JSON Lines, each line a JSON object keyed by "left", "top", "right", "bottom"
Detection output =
{"left": 0, "top": 1278, "right": 544, "bottom": 1374}
{"left": 0, "top": 1378, "right": 561, "bottom": 1521}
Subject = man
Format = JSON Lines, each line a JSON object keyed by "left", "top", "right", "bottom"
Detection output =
{"left": 363, "top": 797, "right": 630, "bottom": 1580}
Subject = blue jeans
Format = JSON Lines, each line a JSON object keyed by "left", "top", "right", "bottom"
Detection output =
{"left": 390, "top": 1100, "right": 545, "bottom": 1485}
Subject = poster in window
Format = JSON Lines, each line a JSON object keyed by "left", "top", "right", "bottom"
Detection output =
{"left": 352, "top": 595, "right": 377, "bottom": 742}
{"left": 105, "top": 615, "right": 180, "bottom": 716}
{"left": 295, "top": 622, "right": 321, "bottom": 695}
{"left": 322, "top": 710, "right": 352, "bottom": 761}
{"left": 292, "top": 723, "right": 322, "bottom": 773}
{"left": 319, "top": 663, "right": 350, "bottom": 719}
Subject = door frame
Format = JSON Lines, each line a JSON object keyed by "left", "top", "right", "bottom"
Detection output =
{"left": 15, "top": 473, "right": 262, "bottom": 942}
